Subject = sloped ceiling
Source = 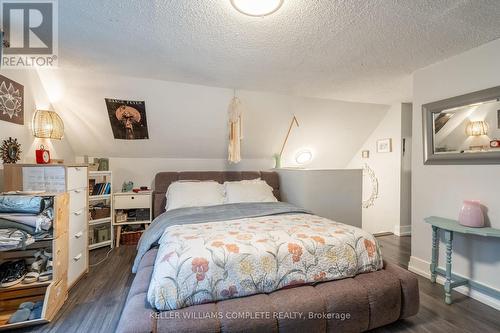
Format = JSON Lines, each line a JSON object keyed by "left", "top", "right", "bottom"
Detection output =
{"left": 36, "top": 68, "right": 388, "bottom": 166}
{"left": 57, "top": 0, "right": 500, "bottom": 104}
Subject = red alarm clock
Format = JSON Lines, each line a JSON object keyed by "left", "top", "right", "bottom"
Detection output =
{"left": 36, "top": 145, "right": 50, "bottom": 164}
{"left": 490, "top": 139, "right": 500, "bottom": 149}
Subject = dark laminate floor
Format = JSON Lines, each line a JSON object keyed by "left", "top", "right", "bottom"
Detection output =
{"left": 21, "top": 235, "right": 500, "bottom": 333}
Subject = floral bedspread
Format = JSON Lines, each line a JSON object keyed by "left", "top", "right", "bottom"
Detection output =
{"left": 147, "top": 213, "right": 383, "bottom": 310}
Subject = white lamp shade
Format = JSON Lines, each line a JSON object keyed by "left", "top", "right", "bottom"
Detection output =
{"left": 465, "top": 120, "right": 489, "bottom": 137}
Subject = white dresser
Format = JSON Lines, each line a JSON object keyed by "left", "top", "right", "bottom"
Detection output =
{"left": 3, "top": 164, "right": 89, "bottom": 289}
{"left": 65, "top": 166, "right": 89, "bottom": 288}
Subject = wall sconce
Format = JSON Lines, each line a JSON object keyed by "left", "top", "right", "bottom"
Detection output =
{"left": 295, "top": 150, "right": 313, "bottom": 165}
{"left": 32, "top": 110, "right": 64, "bottom": 140}
{"left": 465, "top": 120, "right": 489, "bottom": 137}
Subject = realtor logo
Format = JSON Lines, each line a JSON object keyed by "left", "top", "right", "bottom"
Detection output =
{"left": 1, "top": 0, "right": 58, "bottom": 67}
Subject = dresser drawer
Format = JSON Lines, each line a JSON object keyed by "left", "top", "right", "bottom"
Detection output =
{"left": 69, "top": 188, "right": 87, "bottom": 212}
{"left": 69, "top": 228, "right": 87, "bottom": 258}
{"left": 68, "top": 230, "right": 87, "bottom": 287}
{"left": 114, "top": 194, "right": 151, "bottom": 209}
{"left": 67, "top": 166, "right": 87, "bottom": 190}
{"left": 69, "top": 209, "right": 87, "bottom": 237}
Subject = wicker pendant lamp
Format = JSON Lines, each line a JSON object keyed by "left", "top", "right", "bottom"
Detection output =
{"left": 32, "top": 110, "right": 65, "bottom": 139}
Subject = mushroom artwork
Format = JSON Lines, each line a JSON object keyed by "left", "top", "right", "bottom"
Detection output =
{"left": 116, "top": 105, "right": 141, "bottom": 140}
{"left": 105, "top": 98, "right": 149, "bottom": 140}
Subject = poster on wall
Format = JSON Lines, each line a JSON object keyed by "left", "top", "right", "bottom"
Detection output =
{"left": 0, "top": 75, "right": 24, "bottom": 125}
{"left": 105, "top": 98, "right": 149, "bottom": 140}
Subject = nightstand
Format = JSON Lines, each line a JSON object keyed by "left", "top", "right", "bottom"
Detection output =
{"left": 112, "top": 191, "right": 152, "bottom": 247}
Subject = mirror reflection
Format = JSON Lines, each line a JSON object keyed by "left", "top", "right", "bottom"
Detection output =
{"left": 433, "top": 98, "right": 500, "bottom": 154}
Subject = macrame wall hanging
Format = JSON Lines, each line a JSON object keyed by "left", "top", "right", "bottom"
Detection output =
{"left": 362, "top": 163, "right": 379, "bottom": 208}
{"left": 228, "top": 90, "right": 243, "bottom": 163}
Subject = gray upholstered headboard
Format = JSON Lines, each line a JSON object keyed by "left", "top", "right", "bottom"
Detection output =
{"left": 152, "top": 171, "right": 280, "bottom": 219}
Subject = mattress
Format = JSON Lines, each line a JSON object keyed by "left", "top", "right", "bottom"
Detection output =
{"left": 148, "top": 211, "right": 383, "bottom": 311}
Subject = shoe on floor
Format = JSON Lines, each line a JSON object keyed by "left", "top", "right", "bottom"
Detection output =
{"left": 1, "top": 260, "right": 27, "bottom": 288}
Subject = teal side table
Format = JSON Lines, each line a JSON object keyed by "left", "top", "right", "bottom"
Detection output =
{"left": 425, "top": 216, "right": 500, "bottom": 305}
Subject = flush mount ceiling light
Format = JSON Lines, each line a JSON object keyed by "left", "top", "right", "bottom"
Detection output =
{"left": 295, "top": 150, "right": 313, "bottom": 165}
{"left": 230, "top": 0, "right": 284, "bottom": 17}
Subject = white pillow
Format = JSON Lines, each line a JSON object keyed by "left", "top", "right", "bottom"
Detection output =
{"left": 165, "top": 181, "right": 225, "bottom": 211}
{"left": 224, "top": 179, "right": 278, "bottom": 204}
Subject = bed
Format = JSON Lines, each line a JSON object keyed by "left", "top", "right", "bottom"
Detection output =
{"left": 117, "top": 171, "right": 419, "bottom": 333}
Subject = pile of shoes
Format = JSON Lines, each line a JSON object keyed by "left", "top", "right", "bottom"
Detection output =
{"left": 24, "top": 249, "right": 53, "bottom": 284}
{"left": 0, "top": 248, "right": 53, "bottom": 288}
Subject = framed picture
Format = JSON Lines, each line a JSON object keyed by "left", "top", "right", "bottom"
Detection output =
{"left": 105, "top": 98, "right": 149, "bottom": 140}
{"left": 362, "top": 150, "right": 370, "bottom": 159}
{"left": 0, "top": 75, "right": 24, "bottom": 125}
{"left": 377, "top": 138, "right": 392, "bottom": 153}
{"left": 497, "top": 109, "right": 500, "bottom": 129}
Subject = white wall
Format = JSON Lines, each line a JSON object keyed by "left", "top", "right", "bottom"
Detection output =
{"left": 410, "top": 38, "right": 500, "bottom": 309}
{"left": 347, "top": 104, "right": 404, "bottom": 234}
{"left": 0, "top": 69, "right": 75, "bottom": 191}
{"left": 277, "top": 169, "right": 362, "bottom": 228}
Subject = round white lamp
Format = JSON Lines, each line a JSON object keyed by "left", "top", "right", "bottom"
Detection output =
{"left": 295, "top": 150, "right": 313, "bottom": 165}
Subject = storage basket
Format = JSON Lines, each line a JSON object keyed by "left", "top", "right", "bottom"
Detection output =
{"left": 120, "top": 231, "right": 143, "bottom": 245}
{"left": 90, "top": 207, "right": 111, "bottom": 220}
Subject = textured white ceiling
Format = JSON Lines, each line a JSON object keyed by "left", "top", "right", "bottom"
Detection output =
{"left": 58, "top": 0, "right": 500, "bottom": 104}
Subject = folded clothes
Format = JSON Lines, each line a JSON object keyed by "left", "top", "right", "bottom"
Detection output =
{"left": 0, "top": 206, "right": 53, "bottom": 232}
{"left": 0, "top": 229, "right": 34, "bottom": 251}
{"left": 0, "top": 219, "right": 36, "bottom": 235}
{"left": 0, "top": 196, "right": 46, "bottom": 214}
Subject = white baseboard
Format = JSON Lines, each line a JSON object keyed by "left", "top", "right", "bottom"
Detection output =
{"left": 394, "top": 224, "right": 411, "bottom": 236}
{"left": 408, "top": 256, "right": 500, "bottom": 310}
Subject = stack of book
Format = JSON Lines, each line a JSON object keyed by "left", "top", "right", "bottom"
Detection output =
{"left": 91, "top": 182, "right": 111, "bottom": 196}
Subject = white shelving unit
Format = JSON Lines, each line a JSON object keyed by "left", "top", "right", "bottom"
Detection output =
{"left": 88, "top": 240, "right": 112, "bottom": 250}
{"left": 88, "top": 170, "right": 113, "bottom": 250}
